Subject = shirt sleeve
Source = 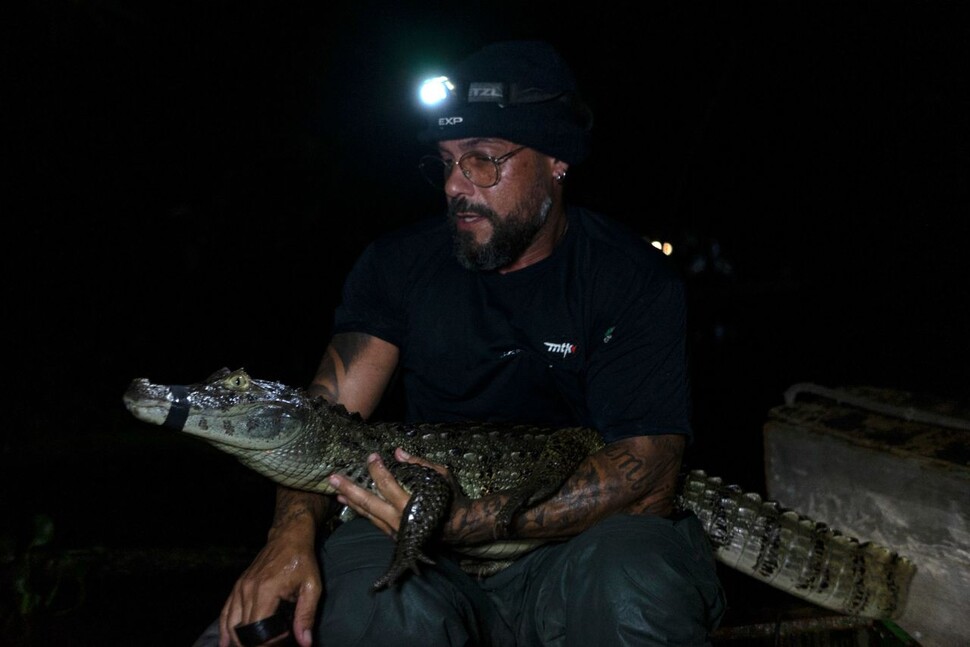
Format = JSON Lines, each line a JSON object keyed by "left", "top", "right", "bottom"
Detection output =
{"left": 331, "top": 239, "right": 406, "bottom": 347}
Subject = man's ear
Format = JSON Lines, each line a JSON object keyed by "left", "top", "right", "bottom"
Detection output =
{"left": 552, "top": 160, "right": 570, "bottom": 184}
{"left": 552, "top": 159, "right": 569, "bottom": 184}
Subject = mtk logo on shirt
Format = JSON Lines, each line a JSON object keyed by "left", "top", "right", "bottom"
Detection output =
{"left": 543, "top": 342, "right": 577, "bottom": 358}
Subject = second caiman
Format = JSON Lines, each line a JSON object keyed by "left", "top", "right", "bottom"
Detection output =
{"left": 122, "top": 367, "right": 915, "bottom": 619}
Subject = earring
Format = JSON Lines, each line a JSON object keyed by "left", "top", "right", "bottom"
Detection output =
{"left": 555, "top": 171, "right": 566, "bottom": 184}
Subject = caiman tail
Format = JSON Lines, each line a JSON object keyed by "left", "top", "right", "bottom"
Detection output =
{"left": 678, "top": 471, "right": 914, "bottom": 620}
{"left": 123, "top": 368, "right": 915, "bottom": 619}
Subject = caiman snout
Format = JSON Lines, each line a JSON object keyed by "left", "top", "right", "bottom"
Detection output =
{"left": 122, "top": 378, "right": 153, "bottom": 408}
{"left": 122, "top": 378, "right": 179, "bottom": 427}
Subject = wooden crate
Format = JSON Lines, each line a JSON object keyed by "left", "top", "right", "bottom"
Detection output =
{"left": 763, "top": 383, "right": 970, "bottom": 647}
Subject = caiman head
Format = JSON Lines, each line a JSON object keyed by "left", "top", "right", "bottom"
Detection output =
{"left": 122, "top": 367, "right": 314, "bottom": 450}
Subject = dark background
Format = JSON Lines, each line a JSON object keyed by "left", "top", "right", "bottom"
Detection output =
{"left": 3, "top": 1, "right": 968, "bottom": 644}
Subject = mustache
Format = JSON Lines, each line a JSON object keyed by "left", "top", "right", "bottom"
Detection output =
{"left": 447, "top": 198, "right": 495, "bottom": 222}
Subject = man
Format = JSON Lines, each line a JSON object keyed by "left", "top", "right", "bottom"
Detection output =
{"left": 196, "top": 40, "right": 726, "bottom": 647}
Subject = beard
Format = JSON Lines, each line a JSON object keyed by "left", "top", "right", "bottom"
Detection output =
{"left": 447, "top": 186, "right": 552, "bottom": 272}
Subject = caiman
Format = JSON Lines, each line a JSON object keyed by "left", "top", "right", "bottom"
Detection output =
{"left": 122, "top": 367, "right": 915, "bottom": 619}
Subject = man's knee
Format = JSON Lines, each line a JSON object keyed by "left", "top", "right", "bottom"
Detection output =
{"left": 579, "top": 514, "right": 723, "bottom": 608}
{"left": 531, "top": 514, "right": 726, "bottom": 645}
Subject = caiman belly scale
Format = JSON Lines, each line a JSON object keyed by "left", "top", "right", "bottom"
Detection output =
{"left": 123, "top": 368, "right": 915, "bottom": 618}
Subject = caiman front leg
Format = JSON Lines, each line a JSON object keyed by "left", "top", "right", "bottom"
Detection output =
{"left": 492, "top": 477, "right": 561, "bottom": 540}
{"left": 491, "top": 432, "right": 592, "bottom": 539}
{"left": 371, "top": 462, "right": 454, "bottom": 591}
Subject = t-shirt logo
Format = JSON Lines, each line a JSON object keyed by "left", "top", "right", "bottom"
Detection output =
{"left": 543, "top": 341, "right": 577, "bottom": 358}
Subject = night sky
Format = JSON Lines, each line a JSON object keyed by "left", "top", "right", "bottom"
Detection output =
{"left": 3, "top": 0, "right": 969, "bottom": 619}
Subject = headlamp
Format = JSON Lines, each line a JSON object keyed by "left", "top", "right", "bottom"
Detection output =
{"left": 418, "top": 76, "right": 570, "bottom": 110}
{"left": 415, "top": 41, "right": 593, "bottom": 165}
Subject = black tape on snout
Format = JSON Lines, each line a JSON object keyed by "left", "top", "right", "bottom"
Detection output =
{"left": 163, "top": 385, "right": 190, "bottom": 430}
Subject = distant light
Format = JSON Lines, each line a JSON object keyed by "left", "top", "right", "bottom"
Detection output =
{"left": 419, "top": 76, "right": 455, "bottom": 106}
{"left": 649, "top": 239, "right": 674, "bottom": 256}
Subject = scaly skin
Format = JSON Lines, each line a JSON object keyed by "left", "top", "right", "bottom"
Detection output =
{"left": 123, "top": 368, "right": 915, "bottom": 617}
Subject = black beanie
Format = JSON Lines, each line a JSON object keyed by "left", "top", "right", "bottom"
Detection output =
{"left": 416, "top": 40, "right": 593, "bottom": 165}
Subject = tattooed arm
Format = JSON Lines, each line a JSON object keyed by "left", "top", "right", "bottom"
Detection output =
{"left": 444, "top": 434, "right": 685, "bottom": 545}
{"left": 216, "top": 333, "right": 399, "bottom": 647}
{"left": 309, "top": 332, "right": 400, "bottom": 419}
{"left": 333, "top": 433, "right": 686, "bottom": 551}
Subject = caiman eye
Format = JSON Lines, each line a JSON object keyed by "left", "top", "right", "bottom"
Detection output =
{"left": 224, "top": 369, "right": 252, "bottom": 390}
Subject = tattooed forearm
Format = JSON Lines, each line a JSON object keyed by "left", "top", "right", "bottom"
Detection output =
{"left": 442, "top": 434, "right": 685, "bottom": 545}
{"left": 605, "top": 444, "right": 649, "bottom": 492}
{"left": 270, "top": 486, "right": 333, "bottom": 531}
{"left": 531, "top": 459, "right": 605, "bottom": 532}
{"left": 446, "top": 495, "right": 510, "bottom": 544}
{"left": 603, "top": 434, "right": 683, "bottom": 513}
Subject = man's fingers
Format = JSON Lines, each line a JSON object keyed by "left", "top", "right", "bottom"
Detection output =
{"left": 329, "top": 464, "right": 400, "bottom": 534}
{"left": 219, "top": 586, "right": 248, "bottom": 647}
{"left": 217, "top": 607, "right": 233, "bottom": 647}
{"left": 219, "top": 610, "right": 243, "bottom": 646}
{"left": 396, "top": 447, "right": 430, "bottom": 467}
{"left": 396, "top": 447, "right": 450, "bottom": 477}
{"left": 366, "top": 453, "right": 411, "bottom": 505}
{"left": 360, "top": 505, "right": 396, "bottom": 535}
{"left": 292, "top": 582, "right": 321, "bottom": 647}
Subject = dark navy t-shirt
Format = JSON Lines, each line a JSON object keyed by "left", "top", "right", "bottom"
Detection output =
{"left": 332, "top": 206, "right": 692, "bottom": 444}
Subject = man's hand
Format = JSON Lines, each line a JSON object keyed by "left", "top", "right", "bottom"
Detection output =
{"left": 328, "top": 448, "right": 453, "bottom": 536}
{"left": 217, "top": 536, "right": 321, "bottom": 647}
{"left": 217, "top": 536, "right": 320, "bottom": 647}
{"left": 218, "top": 488, "right": 328, "bottom": 647}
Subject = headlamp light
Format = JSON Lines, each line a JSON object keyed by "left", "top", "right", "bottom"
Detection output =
{"left": 419, "top": 76, "right": 455, "bottom": 107}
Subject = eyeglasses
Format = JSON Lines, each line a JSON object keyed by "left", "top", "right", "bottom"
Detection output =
{"left": 418, "top": 146, "right": 526, "bottom": 189}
